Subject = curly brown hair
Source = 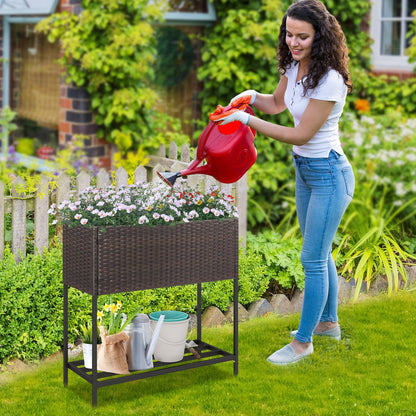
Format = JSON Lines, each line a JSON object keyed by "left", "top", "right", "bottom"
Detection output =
{"left": 277, "top": 0, "right": 353, "bottom": 93}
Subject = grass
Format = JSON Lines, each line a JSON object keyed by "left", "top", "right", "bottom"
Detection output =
{"left": 1, "top": 290, "right": 416, "bottom": 416}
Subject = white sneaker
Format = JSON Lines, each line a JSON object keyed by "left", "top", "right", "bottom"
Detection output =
{"left": 267, "top": 343, "right": 313, "bottom": 366}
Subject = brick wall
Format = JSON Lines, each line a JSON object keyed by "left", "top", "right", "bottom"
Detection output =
{"left": 59, "top": 0, "right": 112, "bottom": 169}
{"left": 371, "top": 69, "right": 414, "bottom": 81}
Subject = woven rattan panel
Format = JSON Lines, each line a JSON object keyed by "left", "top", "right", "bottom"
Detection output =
{"left": 63, "top": 226, "right": 97, "bottom": 294}
{"left": 63, "top": 219, "right": 238, "bottom": 295}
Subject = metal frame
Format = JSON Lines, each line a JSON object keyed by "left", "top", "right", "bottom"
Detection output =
{"left": 63, "top": 280, "right": 238, "bottom": 407}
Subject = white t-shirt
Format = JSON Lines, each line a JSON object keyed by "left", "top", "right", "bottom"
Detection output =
{"left": 283, "top": 62, "right": 347, "bottom": 157}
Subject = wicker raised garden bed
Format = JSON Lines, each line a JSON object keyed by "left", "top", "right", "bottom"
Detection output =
{"left": 63, "top": 218, "right": 239, "bottom": 295}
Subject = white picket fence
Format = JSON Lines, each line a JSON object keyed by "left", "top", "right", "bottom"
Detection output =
{"left": 0, "top": 142, "right": 248, "bottom": 262}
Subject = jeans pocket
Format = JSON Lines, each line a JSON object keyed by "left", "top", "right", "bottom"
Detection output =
{"left": 305, "top": 159, "right": 331, "bottom": 173}
{"left": 342, "top": 166, "right": 355, "bottom": 197}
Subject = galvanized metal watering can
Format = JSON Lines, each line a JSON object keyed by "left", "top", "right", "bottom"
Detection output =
{"left": 125, "top": 313, "right": 164, "bottom": 371}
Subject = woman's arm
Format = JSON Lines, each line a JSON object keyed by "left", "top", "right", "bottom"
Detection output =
{"left": 248, "top": 98, "right": 335, "bottom": 146}
{"left": 252, "top": 76, "right": 288, "bottom": 115}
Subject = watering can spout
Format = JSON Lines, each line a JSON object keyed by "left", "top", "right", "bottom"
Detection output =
{"left": 157, "top": 171, "right": 181, "bottom": 187}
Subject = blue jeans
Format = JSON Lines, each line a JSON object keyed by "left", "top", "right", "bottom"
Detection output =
{"left": 293, "top": 150, "right": 355, "bottom": 343}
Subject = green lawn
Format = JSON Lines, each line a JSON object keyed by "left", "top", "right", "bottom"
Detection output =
{"left": 1, "top": 290, "right": 415, "bottom": 416}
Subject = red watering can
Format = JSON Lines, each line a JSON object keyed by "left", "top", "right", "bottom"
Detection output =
{"left": 157, "top": 103, "right": 257, "bottom": 187}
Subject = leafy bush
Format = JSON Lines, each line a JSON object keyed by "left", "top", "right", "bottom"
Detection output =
{"left": 330, "top": 110, "right": 416, "bottom": 296}
{"left": 348, "top": 69, "right": 416, "bottom": 116}
{"left": 333, "top": 183, "right": 416, "bottom": 299}
{"left": 246, "top": 230, "right": 304, "bottom": 292}
{"left": 0, "top": 241, "right": 63, "bottom": 363}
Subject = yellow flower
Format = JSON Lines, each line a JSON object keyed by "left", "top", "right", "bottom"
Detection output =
{"left": 97, "top": 311, "right": 104, "bottom": 321}
{"left": 111, "top": 303, "right": 119, "bottom": 314}
{"left": 116, "top": 300, "right": 122, "bottom": 309}
{"left": 104, "top": 304, "right": 111, "bottom": 312}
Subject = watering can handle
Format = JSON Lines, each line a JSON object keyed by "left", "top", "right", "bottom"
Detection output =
{"left": 146, "top": 314, "right": 165, "bottom": 363}
{"left": 195, "top": 120, "right": 217, "bottom": 160}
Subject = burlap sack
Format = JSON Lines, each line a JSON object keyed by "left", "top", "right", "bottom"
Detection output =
{"left": 97, "top": 326, "right": 129, "bottom": 375}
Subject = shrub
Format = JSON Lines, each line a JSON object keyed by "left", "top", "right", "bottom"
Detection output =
{"left": 333, "top": 183, "right": 416, "bottom": 299}
{"left": 246, "top": 230, "right": 304, "bottom": 292}
{"left": 0, "top": 241, "right": 63, "bottom": 363}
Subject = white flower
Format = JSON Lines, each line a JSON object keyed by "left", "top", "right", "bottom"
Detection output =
{"left": 74, "top": 214, "right": 82, "bottom": 220}
{"left": 395, "top": 182, "right": 406, "bottom": 196}
{"left": 80, "top": 218, "right": 88, "bottom": 225}
{"left": 138, "top": 216, "right": 149, "bottom": 224}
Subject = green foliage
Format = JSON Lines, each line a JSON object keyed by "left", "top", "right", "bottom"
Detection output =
{"left": 0, "top": 106, "right": 18, "bottom": 136}
{"left": 75, "top": 321, "right": 100, "bottom": 344}
{"left": 341, "top": 111, "right": 416, "bottom": 231}
{"left": 247, "top": 230, "right": 304, "bottom": 291}
{"left": 324, "top": 0, "right": 373, "bottom": 70}
{"left": 98, "top": 300, "right": 139, "bottom": 335}
{"left": 0, "top": 241, "right": 64, "bottom": 363}
{"left": 348, "top": 69, "right": 416, "bottom": 116}
{"left": 36, "top": 0, "right": 179, "bottom": 154}
{"left": 331, "top": 110, "right": 416, "bottom": 296}
{"left": 406, "top": 9, "right": 416, "bottom": 66}
{"left": 200, "top": 245, "right": 269, "bottom": 310}
{"left": 333, "top": 183, "right": 416, "bottom": 300}
{"left": 198, "top": 1, "right": 285, "bottom": 113}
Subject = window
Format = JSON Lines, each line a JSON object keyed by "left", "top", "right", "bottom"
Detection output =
{"left": 370, "top": 0, "right": 416, "bottom": 71}
{"left": 9, "top": 24, "right": 60, "bottom": 156}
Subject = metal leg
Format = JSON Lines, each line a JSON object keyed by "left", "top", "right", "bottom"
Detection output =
{"left": 197, "top": 283, "right": 202, "bottom": 342}
{"left": 63, "top": 284, "right": 68, "bottom": 386}
{"left": 92, "top": 295, "right": 98, "bottom": 407}
{"left": 233, "top": 277, "right": 239, "bottom": 375}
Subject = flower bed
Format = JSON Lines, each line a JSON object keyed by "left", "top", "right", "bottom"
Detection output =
{"left": 49, "top": 180, "right": 238, "bottom": 228}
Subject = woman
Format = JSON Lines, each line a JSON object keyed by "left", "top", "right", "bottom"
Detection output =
{"left": 216, "top": 0, "right": 355, "bottom": 365}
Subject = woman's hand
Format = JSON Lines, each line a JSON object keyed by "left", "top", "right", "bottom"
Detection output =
{"left": 230, "top": 90, "right": 257, "bottom": 107}
{"left": 215, "top": 110, "right": 250, "bottom": 125}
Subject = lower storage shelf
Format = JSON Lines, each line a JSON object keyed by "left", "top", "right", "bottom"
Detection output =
{"left": 63, "top": 279, "right": 239, "bottom": 406}
{"left": 67, "top": 340, "right": 236, "bottom": 387}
